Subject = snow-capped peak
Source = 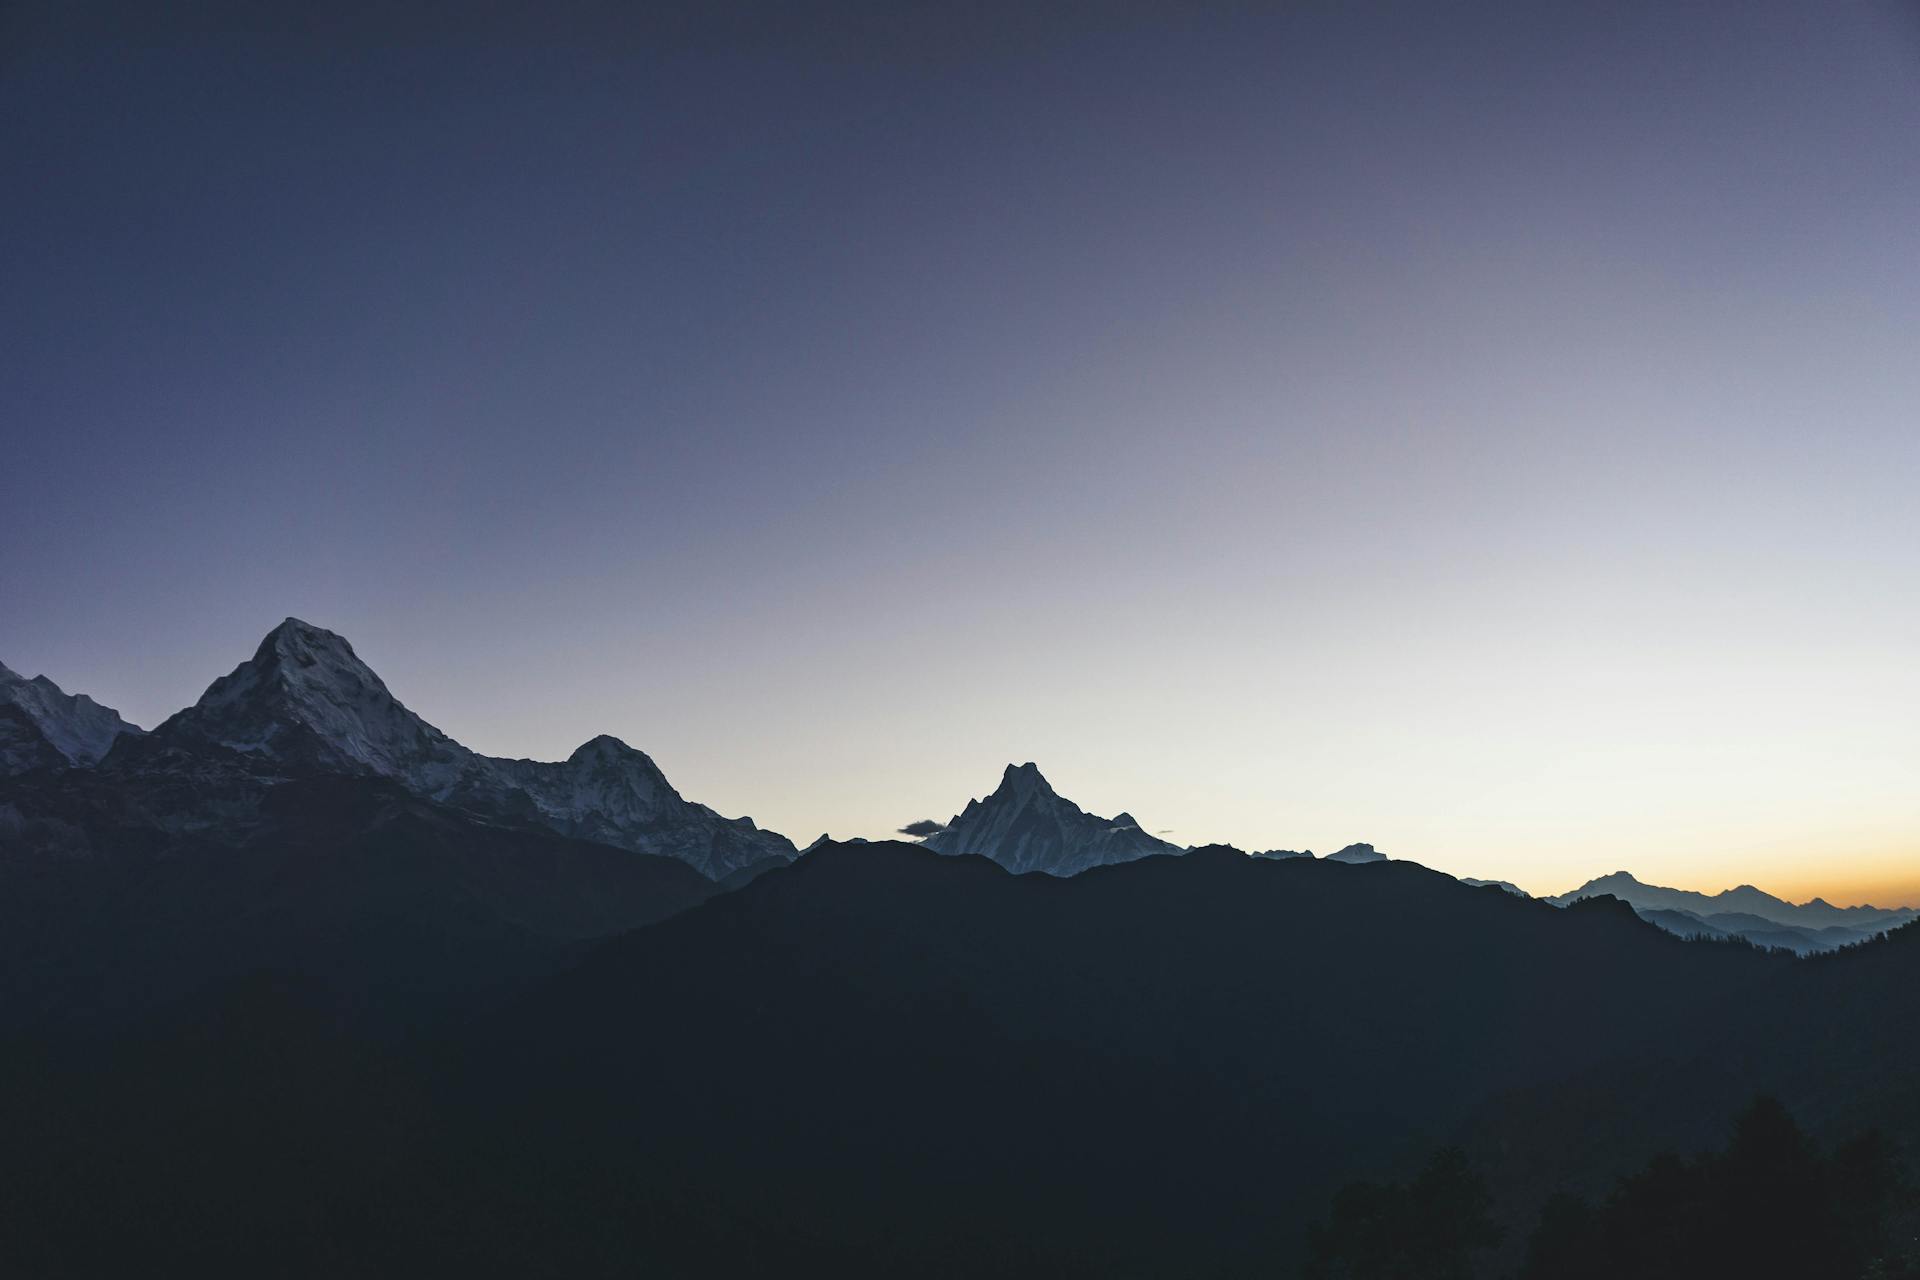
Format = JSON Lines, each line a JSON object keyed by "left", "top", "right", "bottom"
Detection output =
{"left": 996, "top": 761, "right": 1056, "bottom": 799}
{"left": 166, "top": 616, "right": 465, "bottom": 781}
{"left": 924, "top": 762, "right": 1180, "bottom": 876}
{"left": 141, "top": 618, "right": 795, "bottom": 879}
{"left": 0, "top": 661, "right": 145, "bottom": 771}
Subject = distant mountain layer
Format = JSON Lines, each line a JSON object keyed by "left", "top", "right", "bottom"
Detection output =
{"left": 1552, "top": 870, "right": 1915, "bottom": 953}
{"left": 1462, "top": 877, "right": 1529, "bottom": 897}
{"left": 105, "top": 618, "right": 795, "bottom": 879}
{"left": 0, "top": 661, "right": 143, "bottom": 774}
{"left": 1323, "top": 841, "right": 1387, "bottom": 864}
{"left": 920, "top": 762, "right": 1182, "bottom": 875}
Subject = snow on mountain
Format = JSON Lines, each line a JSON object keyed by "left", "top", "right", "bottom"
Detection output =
{"left": 921, "top": 762, "right": 1182, "bottom": 876}
{"left": 0, "top": 660, "right": 144, "bottom": 773}
{"left": 154, "top": 619, "right": 476, "bottom": 787}
{"left": 139, "top": 618, "right": 795, "bottom": 879}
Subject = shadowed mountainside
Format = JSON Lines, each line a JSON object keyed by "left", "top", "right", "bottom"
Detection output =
{"left": 440, "top": 842, "right": 1796, "bottom": 1276}
{"left": 4, "top": 839, "right": 1916, "bottom": 1277}
{"left": 0, "top": 774, "right": 716, "bottom": 1032}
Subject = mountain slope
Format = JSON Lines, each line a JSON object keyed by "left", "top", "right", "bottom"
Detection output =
{"left": 0, "top": 661, "right": 143, "bottom": 774}
{"left": 130, "top": 618, "right": 794, "bottom": 878}
{"left": 920, "top": 762, "right": 1181, "bottom": 875}
{"left": 12, "top": 836, "right": 1918, "bottom": 1278}
{"left": 0, "top": 773, "right": 718, "bottom": 1031}
{"left": 454, "top": 844, "right": 1791, "bottom": 1278}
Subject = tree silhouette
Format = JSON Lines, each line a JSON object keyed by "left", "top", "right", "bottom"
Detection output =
{"left": 1303, "top": 1146, "right": 1500, "bottom": 1279}
{"left": 1515, "top": 1097, "right": 1912, "bottom": 1280}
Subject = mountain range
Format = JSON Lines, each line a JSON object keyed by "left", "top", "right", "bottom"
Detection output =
{"left": 1551, "top": 870, "right": 1916, "bottom": 953}
{"left": 127, "top": 618, "right": 797, "bottom": 879}
{"left": 3, "top": 618, "right": 1919, "bottom": 1275}
{"left": 0, "top": 620, "right": 786, "bottom": 1023}
{"left": 6, "top": 619, "right": 1916, "bottom": 1007}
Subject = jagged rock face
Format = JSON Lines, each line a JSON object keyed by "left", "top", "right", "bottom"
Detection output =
{"left": 116, "top": 619, "right": 794, "bottom": 879}
{"left": 0, "top": 704, "right": 68, "bottom": 776}
{"left": 0, "top": 661, "right": 144, "bottom": 774}
{"left": 922, "top": 762, "right": 1182, "bottom": 876}
{"left": 488, "top": 737, "right": 791, "bottom": 879}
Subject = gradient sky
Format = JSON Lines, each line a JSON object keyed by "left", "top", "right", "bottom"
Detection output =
{"left": 5, "top": 0, "right": 1918, "bottom": 904}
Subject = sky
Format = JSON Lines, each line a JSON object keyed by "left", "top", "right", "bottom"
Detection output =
{"left": 4, "top": 0, "right": 1918, "bottom": 905}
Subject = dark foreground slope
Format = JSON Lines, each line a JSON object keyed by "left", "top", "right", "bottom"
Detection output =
{"left": 445, "top": 844, "right": 1793, "bottom": 1277}
{"left": 0, "top": 773, "right": 715, "bottom": 1031}
{"left": 453, "top": 844, "right": 1797, "bottom": 1274}
{"left": 1461, "top": 905, "right": 1920, "bottom": 1225}
{"left": 8, "top": 841, "right": 1916, "bottom": 1279}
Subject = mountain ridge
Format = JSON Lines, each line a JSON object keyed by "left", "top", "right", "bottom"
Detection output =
{"left": 117, "top": 618, "right": 794, "bottom": 879}
{"left": 920, "top": 761, "right": 1183, "bottom": 875}
{"left": 0, "top": 662, "right": 144, "bottom": 775}
{"left": 1551, "top": 869, "right": 1914, "bottom": 934}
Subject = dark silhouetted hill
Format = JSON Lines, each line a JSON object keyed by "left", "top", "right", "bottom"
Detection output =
{"left": 431, "top": 842, "right": 1791, "bottom": 1277}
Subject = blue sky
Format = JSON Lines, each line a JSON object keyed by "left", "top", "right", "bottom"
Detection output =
{"left": 5, "top": 0, "right": 1918, "bottom": 901}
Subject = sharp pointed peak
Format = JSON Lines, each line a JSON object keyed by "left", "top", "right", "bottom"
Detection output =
{"left": 0, "top": 659, "right": 22, "bottom": 683}
{"left": 997, "top": 761, "right": 1055, "bottom": 793}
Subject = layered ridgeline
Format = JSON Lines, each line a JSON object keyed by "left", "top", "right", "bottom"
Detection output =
{"left": 108, "top": 618, "right": 795, "bottom": 879}
{"left": 1552, "top": 870, "right": 1916, "bottom": 954}
{"left": 918, "top": 762, "right": 1183, "bottom": 875}
{"left": 0, "top": 659, "right": 143, "bottom": 774}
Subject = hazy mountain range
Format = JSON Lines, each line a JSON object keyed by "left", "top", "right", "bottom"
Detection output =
{"left": 1551, "top": 870, "right": 1916, "bottom": 954}
{"left": 5, "top": 618, "right": 1909, "bottom": 915}
{"left": 3, "top": 618, "right": 1919, "bottom": 1276}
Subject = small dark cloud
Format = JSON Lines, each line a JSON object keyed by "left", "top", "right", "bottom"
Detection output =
{"left": 898, "top": 819, "right": 947, "bottom": 839}
{"left": 1155, "top": 829, "right": 1175, "bottom": 836}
